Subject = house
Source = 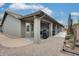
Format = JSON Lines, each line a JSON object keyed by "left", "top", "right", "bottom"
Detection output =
{"left": 1, "top": 10, "right": 64, "bottom": 43}
{"left": 0, "top": 19, "right": 2, "bottom": 32}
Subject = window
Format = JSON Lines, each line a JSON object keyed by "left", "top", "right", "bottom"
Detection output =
{"left": 26, "top": 25, "right": 30, "bottom": 32}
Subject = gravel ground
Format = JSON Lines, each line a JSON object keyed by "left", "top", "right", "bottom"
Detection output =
{"left": 0, "top": 36, "right": 69, "bottom": 56}
{"left": 0, "top": 33, "right": 33, "bottom": 47}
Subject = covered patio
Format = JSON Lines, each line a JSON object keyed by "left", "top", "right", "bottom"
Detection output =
{"left": 20, "top": 11, "right": 64, "bottom": 43}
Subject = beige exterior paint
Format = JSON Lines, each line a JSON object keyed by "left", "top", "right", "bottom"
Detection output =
{"left": 0, "top": 21, "right": 1, "bottom": 32}
{"left": 49, "top": 23, "right": 53, "bottom": 36}
{"left": 34, "top": 16, "right": 40, "bottom": 43}
{"left": 0, "top": 26, "right": 2, "bottom": 32}
{"left": 1, "top": 11, "right": 64, "bottom": 44}
{"left": 21, "top": 21, "right": 25, "bottom": 37}
{"left": 2, "top": 15, "right": 21, "bottom": 38}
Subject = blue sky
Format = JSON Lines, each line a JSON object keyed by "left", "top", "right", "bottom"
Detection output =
{"left": 0, "top": 3, "right": 79, "bottom": 25}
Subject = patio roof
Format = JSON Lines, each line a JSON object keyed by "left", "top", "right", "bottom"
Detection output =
{"left": 5, "top": 10, "right": 22, "bottom": 19}
{"left": 1, "top": 10, "right": 64, "bottom": 27}
{"left": 20, "top": 10, "right": 64, "bottom": 27}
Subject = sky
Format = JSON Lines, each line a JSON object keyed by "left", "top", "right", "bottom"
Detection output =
{"left": 0, "top": 3, "right": 79, "bottom": 25}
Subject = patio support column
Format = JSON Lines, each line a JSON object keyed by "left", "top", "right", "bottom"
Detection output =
{"left": 29, "top": 23, "right": 32, "bottom": 37}
{"left": 61, "top": 27, "right": 63, "bottom": 31}
{"left": 59, "top": 26, "right": 61, "bottom": 32}
{"left": 55, "top": 24, "right": 58, "bottom": 34}
{"left": 49, "top": 23, "right": 53, "bottom": 37}
{"left": 57, "top": 25, "right": 59, "bottom": 33}
{"left": 59, "top": 26, "right": 62, "bottom": 32}
{"left": 34, "top": 16, "right": 40, "bottom": 44}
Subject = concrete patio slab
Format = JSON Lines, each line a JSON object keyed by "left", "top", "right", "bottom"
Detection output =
{"left": 54, "top": 31, "right": 67, "bottom": 38}
{"left": 0, "top": 32, "right": 70, "bottom": 56}
{"left": 0, "top": 33, "right": 33, "bottom": 47}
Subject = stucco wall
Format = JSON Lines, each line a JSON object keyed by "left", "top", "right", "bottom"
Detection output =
{"left": 0, "top": 21, "right": 2, "bottom": 32}
{"left": 21, "top": 21, "right": 25, "bottom": 37}
{"left": 0, "top": 26, "right": 2, "bottom": 32}
{"left": 2, "top": 15, "right": 21, "bottom": 38}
